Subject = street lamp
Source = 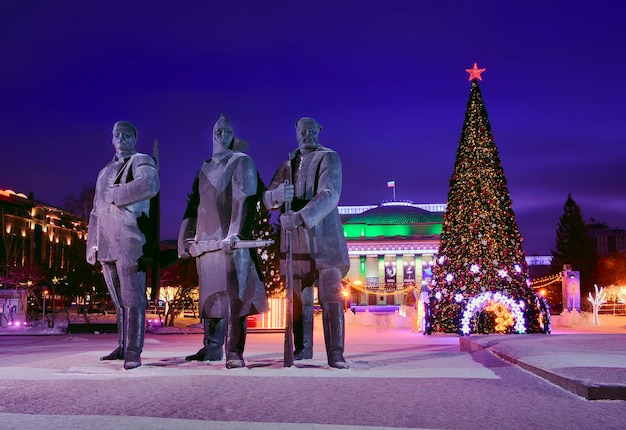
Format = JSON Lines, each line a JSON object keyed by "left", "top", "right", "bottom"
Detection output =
{"left": 42, "top": 289, "right": 48, "bottom": 325}
{"left": 341, "top": 288, "right": 350, "bottom": 310}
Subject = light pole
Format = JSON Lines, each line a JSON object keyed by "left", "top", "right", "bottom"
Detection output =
{"left": 42, "top": 289, "right": 48, "bottom": 326}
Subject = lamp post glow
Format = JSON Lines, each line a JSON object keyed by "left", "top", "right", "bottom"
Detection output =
{"left": 341, "top": 288, "right": 350, "bottom": 310}
{"left": 42, "top": 289, "right": 48, "bottom": 325}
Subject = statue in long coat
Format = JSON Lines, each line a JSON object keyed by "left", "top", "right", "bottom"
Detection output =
{"left": 263, "top": 117, "right": 350, "bottom": 369}
{"left": 178, "top": 114, "right": 268, "bottom": 369}
{"left": 87, "top": 121, "right": 159, "bottom": 370}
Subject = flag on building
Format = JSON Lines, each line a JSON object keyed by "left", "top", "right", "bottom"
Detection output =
{"left": 387, "top": 181, "right": 395, "bottom": 188}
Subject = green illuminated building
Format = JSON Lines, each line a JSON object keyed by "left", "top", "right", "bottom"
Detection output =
{"left": 340, "top": 201, "right": 444, "bottom": 306}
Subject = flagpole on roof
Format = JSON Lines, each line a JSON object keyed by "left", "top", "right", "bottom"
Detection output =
{"left": 387, "top": 180, "right": 396, "bottom": 201}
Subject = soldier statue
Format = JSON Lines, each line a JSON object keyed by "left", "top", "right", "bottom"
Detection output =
{"left": 178, "top": 114, "right": 269, "bottom": 369}
{"left": 264, "top": 117, "right": 350, "bottom": 369}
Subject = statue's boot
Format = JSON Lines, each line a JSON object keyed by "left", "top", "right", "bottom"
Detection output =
{"left": 123, "top": 307, "right": 145, "bottom": 370}
{"left": 294, "top": 305, "right": 314, "bottom": 360}
{"left": 101, "top": 309, "right": 124, "bottom": 361}
{"left": 322, "top": 302, "right": 349, "bottom": 369}
{"left": 185, "top": 318, "right": 225, "bottom": 361}
{"left": 225, "top": 315, "right": 247, "bottom": 369}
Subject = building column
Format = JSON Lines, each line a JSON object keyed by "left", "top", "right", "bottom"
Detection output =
{"left": 365, "top": 255, "right": 379, "bottom": 306}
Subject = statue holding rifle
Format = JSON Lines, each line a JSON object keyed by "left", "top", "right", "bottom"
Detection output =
{"left": 264, "top": 117, "right": 350, "bottom": 369}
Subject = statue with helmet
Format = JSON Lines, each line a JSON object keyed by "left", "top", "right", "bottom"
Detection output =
{"left": 178, "top": 114, "right": 269, "bottom": 369}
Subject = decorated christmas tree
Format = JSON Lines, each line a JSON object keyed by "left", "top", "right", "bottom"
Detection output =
{"left": 427, "top": 64, "right": 549, "bottom": 335}
{"left": 253, "top": 203, "right": 283, "bottom": 298}
{"left": 249, "top": 176, "right": 283, "bottom": 298}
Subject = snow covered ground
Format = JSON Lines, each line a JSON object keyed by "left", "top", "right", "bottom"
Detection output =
{"left": 2, "top": 308, "right": 625, "bottom": 336}
{"left": 0, "top": 311, "right": 625, "bottom": 429}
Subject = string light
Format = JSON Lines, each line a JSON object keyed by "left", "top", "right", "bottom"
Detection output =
{"left": 531, "top": 273, "right": 562, "bottom": 289}
{"left": 460, "top": 292, "right": 526, "bottom": 335}
{"left": 343, "top": 279, "right": 417, "bottom": 297}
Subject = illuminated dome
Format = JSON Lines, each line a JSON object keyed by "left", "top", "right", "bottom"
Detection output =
{"left": 345, "top": 201, "right": 443, "bottom": 225}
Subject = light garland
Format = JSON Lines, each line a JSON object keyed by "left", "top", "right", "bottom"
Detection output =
{"left": 485, "top": 301, "right": 514, "bottom": 332}
{"left": 343, "top": 280, "right": 417, "bottom": 297}
{"left": 531, "top": 273, "right": 562, "bottom": 289}
{"left": 460, "top": 291, "right": 526, "bottom": 335}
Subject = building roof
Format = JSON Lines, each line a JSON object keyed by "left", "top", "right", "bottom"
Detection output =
{"left": 344, "top": 201, "right": 443, "bottom": 225}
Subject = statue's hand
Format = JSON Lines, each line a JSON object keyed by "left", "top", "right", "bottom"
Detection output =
{"left": 222, "top": 235, "right": 239, "bottom": 254}
{"left": 271, "top": 183, "right": 294, "bottom": 204}
{"left": 179, "top": 239, "right": 194, "bottom": 259}
{"left": 104, "top": 186, "right": 117, "bottom": 205}
{"left": 280, "top": 211, "right": 303, "bottom": 231}
{"left": 86, "top": 246, "right": 98, "bottom": 265}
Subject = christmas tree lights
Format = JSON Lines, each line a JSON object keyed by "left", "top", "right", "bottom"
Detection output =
{"left": 427, "top": 66, "right": 550, "bottom": 335}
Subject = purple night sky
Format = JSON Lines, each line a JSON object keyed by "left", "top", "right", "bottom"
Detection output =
{"left": 1, "top": 1, "right": 625, "bottom": 255}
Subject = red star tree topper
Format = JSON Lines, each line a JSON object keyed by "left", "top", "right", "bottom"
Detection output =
{"left": 465, "top": 63, "right": 486, "bottom": 80}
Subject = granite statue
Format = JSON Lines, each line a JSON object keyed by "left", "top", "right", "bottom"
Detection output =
{"left": 178, "top": 114, "right": 269, "bottom": 369}
{"left": 86, "top": 121, "right": 160, "bottom": 370}
{"left": 264, "top": 117, "right": 350, "bottom": 369}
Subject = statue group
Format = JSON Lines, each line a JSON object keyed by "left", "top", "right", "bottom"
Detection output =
{"left": 86, "top": 115, "right": 349, "bottom": 370}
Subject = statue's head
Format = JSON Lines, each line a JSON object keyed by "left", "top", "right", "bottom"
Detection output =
{"left": 212, "top": 113, "right": 234, "bottom": 154}
{"left": 112, "top": 121, "right": 138, "bottom": 158}
{"left": 295, "top": 117, "right": 321, "bottom": 152}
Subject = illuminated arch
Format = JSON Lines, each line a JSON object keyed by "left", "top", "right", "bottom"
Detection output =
{"left": 460, "top": 292, "right": 526, "bottom": 335}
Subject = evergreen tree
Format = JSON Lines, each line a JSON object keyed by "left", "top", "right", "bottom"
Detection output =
{"left": 249, "top": 176, "right": 283, "bottom": 298}
{"left": 427, "top": 79, "right": 548, "bottom": 335}
{"left": 252, "top": 202, "right": 283, "bottom": 298}
{"left": 552, "top": 194, "right": 597, "bottom": 300}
